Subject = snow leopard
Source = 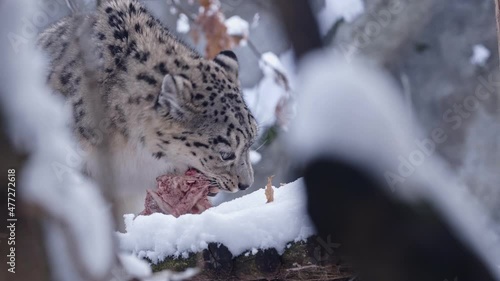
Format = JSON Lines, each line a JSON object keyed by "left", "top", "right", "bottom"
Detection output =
{"left": 37, "top": 0, "right": 258, "bottom": 199}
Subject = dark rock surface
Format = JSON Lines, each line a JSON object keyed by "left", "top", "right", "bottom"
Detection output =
{"left": 150, "top": 236, "right": 354, "bottom": 281}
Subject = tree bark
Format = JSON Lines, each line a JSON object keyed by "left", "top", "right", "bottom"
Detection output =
{"left": 275, "top": 0, "right": 323, "bottom": 61}
{"left": 150, "top": 236, "right": 354, "bottom": 281}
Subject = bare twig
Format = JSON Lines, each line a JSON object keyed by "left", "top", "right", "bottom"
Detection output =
{"left": 285, "top": 264, "right": 320, "bottom": 271}
{"left": 246, "top": 38, "right": 262, "bottom": 58}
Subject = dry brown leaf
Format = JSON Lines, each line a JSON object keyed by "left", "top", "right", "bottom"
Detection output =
{"left": 265, "top": 175, "right": 274, "bottom": 203}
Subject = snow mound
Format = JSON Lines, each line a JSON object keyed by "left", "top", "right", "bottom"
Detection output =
{"left": 118, "top": 179, "right": 314, "bottom": 263}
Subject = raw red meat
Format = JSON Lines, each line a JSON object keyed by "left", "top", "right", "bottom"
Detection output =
{"left": 139, "top": 169, "right": 217, "bottom": 217}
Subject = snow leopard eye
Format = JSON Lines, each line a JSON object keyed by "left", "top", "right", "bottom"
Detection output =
{"left": 220, "top": 151, "right": 236, "bottom": 161}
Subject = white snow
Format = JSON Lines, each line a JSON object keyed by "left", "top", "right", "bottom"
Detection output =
{"left": 288, "top": 50, "right": 500, "bottom": 279}
{"left": 225, "top": 16, "right": 249, "bottom": 36}
{"left": 249, "top": 150, "right": 262, "bottom": 164}
{"left": 225, "top": 15, "right": 249, "bottom": 45}
{"left": 317, "top": 0, "right": 364, "bottom": 35}
{"left": 118, "top": 179, "right": 314, "bottom": 263}
{"left": 470, "top": 44, "right": 490, "bottom": 66}
{"left": 176, "top": 13, "right": 190, "bottom": 34}
{"left": 243, "top": 79, "right": 282, "bottom": 130}
{"left": 243, "top": 50, "right": 296, "bottom": 130}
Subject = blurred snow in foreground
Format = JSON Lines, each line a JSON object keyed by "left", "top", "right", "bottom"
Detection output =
{"left": 118, "top": 253, "right": 153, "bottom": 279}
{"left": 118, "top": 179, "right": 314, "bottom": 262}
{"left": 288, "top": 50, "right": 500, "bottom": 279}
{"left": 0, "top": 1, "right": 199, "bottom": 280}
{"left": 176, "top": 13, "right": 190, "bottom": 34}
{"left": 0, "top": 1, "right": 115, "bottom": 281}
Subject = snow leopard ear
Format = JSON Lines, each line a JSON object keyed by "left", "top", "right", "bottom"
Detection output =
{"left": 214, "top": 50, "right": 239, "bottom": 80}
{"left": 157, "top": 74, "right": 194, "bottom": 120}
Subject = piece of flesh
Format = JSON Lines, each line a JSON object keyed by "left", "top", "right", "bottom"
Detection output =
{"left": 139, "top": 169, "right": 217, "bottom": 217}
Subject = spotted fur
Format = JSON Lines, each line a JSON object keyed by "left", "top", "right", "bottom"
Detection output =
{"left": 38, "top": 0, "right": 258, "bottom": 193}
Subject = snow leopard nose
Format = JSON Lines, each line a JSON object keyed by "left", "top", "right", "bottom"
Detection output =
{"left": 238, "top": 183, "right": 250, "bottom": 190}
